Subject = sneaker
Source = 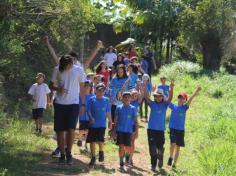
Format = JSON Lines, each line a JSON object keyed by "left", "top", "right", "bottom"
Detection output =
{"left": 125, "top": 155, "right": 130, "bottom": 164}
{"left": 151, "top": 165, "right": 156, "bottom": 172}
{"left": 128, "top": 158, "right": 133, "bottom": 166}
{"left": 52, "top": 147, "right": 61, "bottom": 157}
{"left": 120, "top": 160, "right": 124, "bottom": 168}
{"left": 66, "top": 153, "right": 73, "bottom": 165}
{"left": 167, "top": 157, "right": 173, "bottom": 166}
{"left": 77, "top": 140, "right": 82, "bottom": 147}
{"left": 98, "top": 151, "right": 104, "bottom": 162}
{"left": 89, "top": 157, "right": 96, "bottom": 166}
{"left": 58, "top": 154, "right": 66, "bottom": 164}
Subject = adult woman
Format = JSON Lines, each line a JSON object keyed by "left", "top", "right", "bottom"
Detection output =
{"left": 50, "top": 55, "right": 86, "bottom": 164}
{"left": 104, "top": 46, "right": 117, "bottom": 68}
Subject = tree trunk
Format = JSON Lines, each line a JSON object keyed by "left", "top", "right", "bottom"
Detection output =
{"left": 165, "top": 36, "right": 171, "bottom": 64}
{"left": 201, "top": 34, "right": 222, "bottom": 70}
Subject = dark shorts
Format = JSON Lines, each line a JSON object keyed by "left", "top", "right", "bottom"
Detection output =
{"left": 86, "top": 128, "right": 106, "bottom": 143}
{"left": 53, "top": 103, "right": 79, "bottom": 132}
{"left": 169, "top": 128, "right": 185, "bottom": 147}
{"left": 147, "top": 129, "right": 165, "bottom": 149}
{"left": 32, "top": 108, "right": 44, "bottom": 119}
{"left": 116, "top": 132, "right": 132, "bottom": 147}
{"left": 79, "top": 121, "right": 89, "bottom": 130}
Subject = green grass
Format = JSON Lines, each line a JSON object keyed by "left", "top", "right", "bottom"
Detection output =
{"left": 1, "top": 61, "right": 236, "bottom": 175}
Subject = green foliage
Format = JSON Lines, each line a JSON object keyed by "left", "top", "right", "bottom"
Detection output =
{"left": 0, "top": 0, "right": 104, "bottom": 114}
{"left": 0, "top": 113, "right": 54, "bottom": 176}
{"left": 159, "top": 61, "right": 201, "bottom": 80}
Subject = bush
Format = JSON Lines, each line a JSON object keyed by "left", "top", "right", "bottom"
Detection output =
{"left": 159, "top": 61, "right": 201, "bottom": 80}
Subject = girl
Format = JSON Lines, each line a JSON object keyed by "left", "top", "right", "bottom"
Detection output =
{"left": 77, "top": 80, "right": 95, "bottom": 150}
{"left": 127, "top": 63, "right": 139, "bottom": 90}
{"left": 95, "top": 60, "right": 110, "bottom": 87}
{"left": 109, "top": 65, "right": 129, "bottom": 139}
{"left": 112, "top": 53, "right": 125, "bottom": 72}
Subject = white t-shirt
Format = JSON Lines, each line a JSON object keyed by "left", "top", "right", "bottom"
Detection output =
{"left": 104, "top": 52, "right": 117, "bottom": 67}
{"left": 51, "top": 65, "right": 86, "bottom": 105}
{"left": 28, "top": 83, "right": 51, "bottom": 109}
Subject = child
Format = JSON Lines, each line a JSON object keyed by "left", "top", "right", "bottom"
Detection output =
{"left": 86, "top": 83, "right": 112, "bottom": 166}
{"left": 127, "top": 63, "right": 139, "bottom": 90}
{"left": 128, "top": 89, "right": 142, "bottom": 165}
{"left": 86, "top": 72, "right": 95, "bottom": 83}
{"left": 158, "top": 76, "right": 170, "bottom": 97}
{"left": 140, "top": 55, "right": 149, "bottom": 74}
{"left": 167, "top": 86, "right": 201, "bottom": 169}
{"left": 77, "top": 80, "right": 95, "bottom": 149}
{"left": 144, "top": 80, "right": 174, "bottom": 171}
{"left": 28, "top": 73, "right": 51, "bottom": 134}
{"left": 115, "top": 91, "right": 138, "bottom": 168}
{"left": 140, "top": 74, "right": 152, "bottom": 122}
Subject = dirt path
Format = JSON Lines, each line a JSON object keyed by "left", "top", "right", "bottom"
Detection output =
{"left": 33, "top": 122, "right": 174, "bottom": 176}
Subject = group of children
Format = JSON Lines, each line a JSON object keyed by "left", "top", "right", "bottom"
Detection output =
{"left": 28, "top": 41, "right": 201, "bottom": 172}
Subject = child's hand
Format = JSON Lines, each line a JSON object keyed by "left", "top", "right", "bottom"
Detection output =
{"left": 90, "top": 117, "right": 95, "bottom": 124}
{"left": 152, "top": 85, "right": 156, "bottom": 92}
{"left": 58, "top": 87, "right": 68, "bottom": 95}
{"left": 170, "top": 81, "right": 175, "bottom": 88}
{"left": 43, "top": 36, "right": 49, "bottom": 43}
{"left": 197, "top": 86, "right": 202, "bottom": 92}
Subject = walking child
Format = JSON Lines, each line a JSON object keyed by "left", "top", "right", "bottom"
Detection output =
{"left": 167, "top": 86, "right": 202, "bottom": 168}
{"left": 144, "top": 80, "right": 174, "bottom": 171}
{"left": 114, "top": 91, "right": 138, "bottom": 168}
{"left": 28, "top": 73, "right": 51, "bottom": 134}
{"left": 77, "top": 80, "right": 95, "bottom": 149}
{"left": 86, "top": 83, "right": 112, "bottom": 166}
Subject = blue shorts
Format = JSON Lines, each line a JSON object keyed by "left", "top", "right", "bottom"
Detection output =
{"left": 54, "top": 103, "right": 79, "bottom": 132}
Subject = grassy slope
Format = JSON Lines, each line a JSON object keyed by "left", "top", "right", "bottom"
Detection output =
{"left": 0, "top": 62, "right": 236, "bottom": 176}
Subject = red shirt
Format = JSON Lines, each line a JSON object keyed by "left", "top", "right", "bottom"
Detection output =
{"left": 128, "top": 51, "right": 138, "bottom": 60}
{"left": 96, "top": 70, "right": 110, "bottom": 87}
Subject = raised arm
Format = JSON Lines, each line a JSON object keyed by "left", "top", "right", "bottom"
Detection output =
{"left": 83, "top": 40, "right": 104, "bottom": 69}
{"left": 143, "top": 80, "right": 151, "bottom": 104}
{"left": 166, "top": 81, "right": 174, "bottom": 104}
{"left": 43, "top": 36, "right": 59, "bottom": 66}
{"left": 187, "top": 86, "right": 202, "bottom": 106}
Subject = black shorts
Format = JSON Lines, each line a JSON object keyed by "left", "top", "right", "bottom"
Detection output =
{"left": 86, "top": 128, "right": 106, "bottom": 143}
{"left": 53, "top": 103, "right": 79, "bottom": 132}
{"left": 79, "top": 121, "right": 89, "bottom": 130}
{"left": 116, "top": 132, "right": 132, "bottom": 147}
{"left": 32, "top": 108, "right": 44, "bottom": 119}
{"left": 147, "top": 129, "right": 165, "bottom": 149}
{"left": 169, "top": 128, "right": 185, "bottom": 147}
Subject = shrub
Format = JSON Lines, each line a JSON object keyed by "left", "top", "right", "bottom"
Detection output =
{"left": 159, "top": 61, "right": 201, "bottom": 80}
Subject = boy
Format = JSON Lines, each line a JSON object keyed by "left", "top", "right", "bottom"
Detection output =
{"left": 167, "top": 86, "right": 201, "bottom": 168}
{"left": 158, "top": 76, "right": 170, "bottom": 98}
{"left": 86, "top": 83, "right": 112, "bottom": 166}
{"left": 28, "top": 73, "right": 51, "bottom": 134}
{"left": 144, "top": 80, "right": 174, "bottom": 171}
{"left": 115, "top": 92, "right": 138, "bottom": 168}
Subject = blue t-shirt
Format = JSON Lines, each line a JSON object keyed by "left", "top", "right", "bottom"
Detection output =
{"left": 110, "top": 77, "right": 128, "bottom": 106}
{"left": 87, "top": 96, "right": 111, "bottom": 128}
{"left": 128, "top": 73, "right": 138, "bottom": 90}
{"left": 131, "top": 99, "right": 140, "bottom": 111}
{"left": 148, "top": 101, "right": 168, "bottom": 131}
{"left": 158, "top": 84, "right": 170, "bottom": 97}
{"left": 141, "top": 60, "right": 149, "bottom": 73}
{"left": 79, "top": 94, "right": 95, "bottom": 121}
{"left": 115, "top": 104, "right": 137, "bottom": 133}
{"left": 169, "top": 103, "right": 189, "bottom": 131}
